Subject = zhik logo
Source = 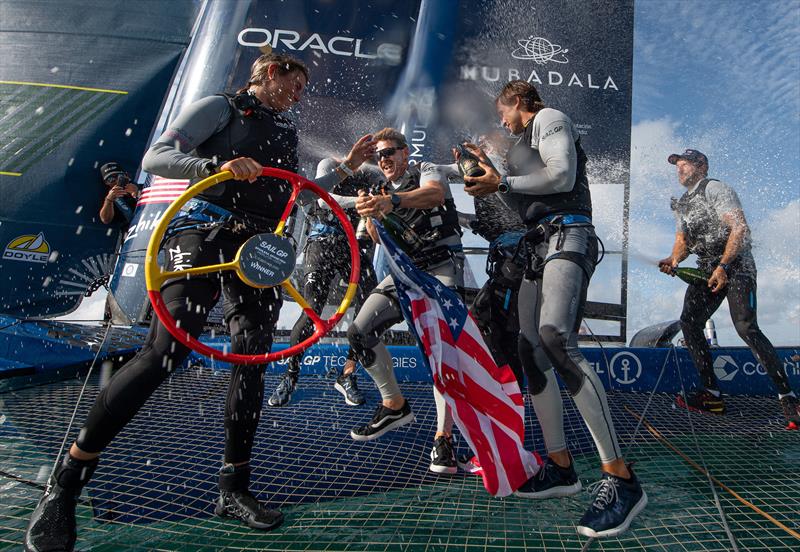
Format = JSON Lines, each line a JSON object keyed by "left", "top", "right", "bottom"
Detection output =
{"left": 713, "top": 355, "right": 739, "bottom": 381}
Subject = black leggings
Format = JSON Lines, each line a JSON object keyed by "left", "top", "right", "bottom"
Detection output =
{"left": 77, "top": 228, "right": 281, "bottom": 464}
{"left": 470, "top": 260, "right": 524, "bottom": 388}
{"left": 286, "top": 236, "right": 376, "bottom": 376}
{"left": 680, "top": 270, "right": 791, "bottom": 394}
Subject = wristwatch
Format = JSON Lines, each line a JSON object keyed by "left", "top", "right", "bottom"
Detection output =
{"left": 718, "top": 262, "right": 730, "bottom": 273}
{"left": 337, "top": 161, "right": 354, "bottom": 177}
{"left": 202, "top": 160, "right": 218, "bottom": 177}
{"left": 497, "top": 176, "right": 510, "bottom": 194}
{"left": 390, "top": 193, "right": 402, "bottom": 209}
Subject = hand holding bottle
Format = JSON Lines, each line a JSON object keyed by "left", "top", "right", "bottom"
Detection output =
{"left": 658, "top": 256, "right": 677, "bottom": 275}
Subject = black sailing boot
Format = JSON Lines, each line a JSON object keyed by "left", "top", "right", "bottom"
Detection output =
{"left": 215, "top": 463, "right": 284, "bottom": 531}
{"left": 25, "top": 454, "right": 99, "bottom": 552}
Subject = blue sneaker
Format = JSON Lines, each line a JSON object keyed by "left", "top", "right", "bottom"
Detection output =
{"left": 515, "top": 456, "right": 582, "bottom": 499}
{"left": 334, "top": 372, "right": 366, "bottom": 406}
{"left": 576, "top": 467, "right": 647, "bottom": 538}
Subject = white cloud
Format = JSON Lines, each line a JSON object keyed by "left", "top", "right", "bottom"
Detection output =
{"left": 625, "top": 118, "right": 800, "bottom": 345}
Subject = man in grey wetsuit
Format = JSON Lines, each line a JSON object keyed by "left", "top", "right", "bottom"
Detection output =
{"left": 659, "top": 149, "right": 799, "bottom": 426}
{"left": 463, "top": 80, "right": 646, "bottom": 538}
{"left": 25, "top": 53, "right": 375, "bottom": 552}
{"left": 347, "top": 127, "right": 466, "bottom": 475}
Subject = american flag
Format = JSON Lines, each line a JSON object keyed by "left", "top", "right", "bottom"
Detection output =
{"left": 374, "top": 220, "right": 541, "bottom": 496}
{"left": 136, "top": 176, "right": 189, "bottom": 205}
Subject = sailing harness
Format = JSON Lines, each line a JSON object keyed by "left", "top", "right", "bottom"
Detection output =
{"left": 521, "top": 213, "right": 604, "bottom": 280}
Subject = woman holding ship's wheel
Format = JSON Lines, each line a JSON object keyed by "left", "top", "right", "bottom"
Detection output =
{"left": 25, "top": 53, "right": 375, "bottom": 552}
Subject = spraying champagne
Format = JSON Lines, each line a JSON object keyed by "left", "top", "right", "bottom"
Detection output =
{"left": 456, "top": 143, "right": 485, "bottom": 181}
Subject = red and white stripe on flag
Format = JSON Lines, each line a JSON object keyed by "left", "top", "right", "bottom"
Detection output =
{"left": 375, "top": 220, "right": 541, "bottom": 496}
{"left": 408, "top": 293, "right": 541, "bottom": 496}
{"left": 137, "top": 176, "right": 189, "bottom": 205}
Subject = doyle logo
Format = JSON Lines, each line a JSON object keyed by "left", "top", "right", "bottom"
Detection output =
{"left": 512, "top": 36, "right": 569, "bottom": 65}
{"left": 238, "top": 28, "right": 403, "bottom": 65}
{"left": 609, "top": 351, "right": 642, "bottom": 385}
{"left": 713, "top": 355, "right": 739, "bottom": 381}
{"left": 3, "top": 233, "right": 50, "bottom": 264}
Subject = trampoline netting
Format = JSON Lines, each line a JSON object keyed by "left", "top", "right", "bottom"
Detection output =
{"left": 1, "top": 362, "right": 798, "bottom": 551}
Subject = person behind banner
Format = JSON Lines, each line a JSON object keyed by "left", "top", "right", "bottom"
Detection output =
{"left": 25, "top": 53, "right": 376, "bottom": 552}
{"left": 347, "top": 127, "right": 466, "bottom": 475}
{"left": 451, "top": 133, "right": 527, "bottom": 389}
{"left": 659, "top": 149, "right": 799, "bottom": 426}
{"left": 268, "top": 163, "right": 378, "bottom": 408}
{"left": 98, "top": 162, "right": 139, "bottom": 227}
{"left": 463, "top": 80, "right": 646, "bottom": 538}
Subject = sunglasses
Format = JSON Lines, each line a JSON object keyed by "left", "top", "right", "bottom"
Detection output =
{"left": 376, "top": 147, "right": 403, "bottom": 159}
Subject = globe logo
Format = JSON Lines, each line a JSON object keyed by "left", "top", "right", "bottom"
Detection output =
{"left": 512, "top": 36, "right": 569, "bottom": 65}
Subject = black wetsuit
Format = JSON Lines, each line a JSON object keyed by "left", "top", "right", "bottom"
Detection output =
{"left": 673, "top": 178, "right": 792, "bottom": 395}
{"left": 464, "top": 192, "right": 526, "bottom": 387}
{"left": 285, "top": 169, "right": 377, "bottom": 378}
{"left": 76, "top": 92, "right": 312, "bottom": 464}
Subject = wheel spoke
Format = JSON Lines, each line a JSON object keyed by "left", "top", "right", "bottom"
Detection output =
{"left": 158, "top": 261, "right": 238, "bottom": 284}
{"left": 281, "top": 280, "right": 326, "bottom": 331}
{"left": 274, "top": 185, "right": 300, "bottom": 236}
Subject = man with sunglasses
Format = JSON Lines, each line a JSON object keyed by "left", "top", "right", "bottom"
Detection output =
{"left": 347, "top": 127, "right": 465, "bottom": 475}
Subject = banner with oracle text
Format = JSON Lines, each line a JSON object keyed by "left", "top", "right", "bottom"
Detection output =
{"left": 104, "top": 0, "right": 633, "bottom": 330}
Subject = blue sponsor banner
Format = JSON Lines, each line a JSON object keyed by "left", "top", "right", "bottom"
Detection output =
{"left": 0, "top": 1, "right": 200, "bottom": 319}
{"left": 190, "top": 342, "right": 800, "bottom": 397}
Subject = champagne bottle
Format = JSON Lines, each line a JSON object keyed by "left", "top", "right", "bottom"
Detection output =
{"left": 456, "top": 143, "right": 485, "bottom": 180}
{"left": 355, "top": 217, "right": 370, "bottom": 240}
{"left": 673, "top": 266, "right": 709, "bottom": 286}
{"left": 381, "top": 212, "right": 425, "bottom": 254}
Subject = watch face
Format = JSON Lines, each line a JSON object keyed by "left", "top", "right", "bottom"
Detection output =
{"left": 392, "top": 194, "right": 401, "bottom": 207}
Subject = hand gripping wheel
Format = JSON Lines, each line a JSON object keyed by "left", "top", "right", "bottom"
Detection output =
{"left": 145, "top": 167, "right": 360, "bottom": 364}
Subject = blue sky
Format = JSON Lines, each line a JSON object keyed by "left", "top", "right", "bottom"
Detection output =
{"left": 626, "top": 0, "right": 800, "bottom": 344}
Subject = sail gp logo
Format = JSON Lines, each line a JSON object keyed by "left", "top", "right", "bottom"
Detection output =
{"left": 3, "top": 233, "right": 50, "bottom": 264}
{"left": 512, "top": 36, "right": 569, "bottom": 64}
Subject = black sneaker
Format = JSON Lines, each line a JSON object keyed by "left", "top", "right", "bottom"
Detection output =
{"left": 267, "top": 374, "right": 296, "bottom": 407}
{"left": 576, "top": 468, "right": 648, "bottom": 538}
{"left": 25, "top": 455, "right": 98, "bottom": 552}
{"left": 215, "top": 489, "right": 283, "bottom": 531}
{"left": 515, "top": 456, "right": 582, "bottom": 499}
{"left": 676, "top": 390, "right": 726, "bottom": 415}
{"left": 780, "top": 395, "right": 800, "bottom": 429}
{"left": 429, "top": 436, "right": 457, "bottom": 474}
{"left": 350, "top": 400, "right": 414, "bottom": 441}
{"left": 334, "top": 372, "right": 366, "bottom": 406}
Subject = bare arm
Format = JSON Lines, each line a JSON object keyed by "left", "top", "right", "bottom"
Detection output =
{"left": 659, "top": 232, "right": 689, "bottom": 274}
{"left": 719, "top": 209, "right": 748, "bottom": 265}
{"left": 707, "top": 209, "right": 749, "bottom": 293}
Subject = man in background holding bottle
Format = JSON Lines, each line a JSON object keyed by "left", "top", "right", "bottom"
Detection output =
{"left": 348, "top": 127, "right": 465, "bottom": 475}
{"left": 659, "top": 149, "right": 799, "bottom": 426}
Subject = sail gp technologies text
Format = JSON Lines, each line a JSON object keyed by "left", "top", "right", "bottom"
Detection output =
{"left": 238, "top": 28, "right": 403, "bottom": 65}
{"left": 277, "top": 353, "right": 417, "bottom": 370}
